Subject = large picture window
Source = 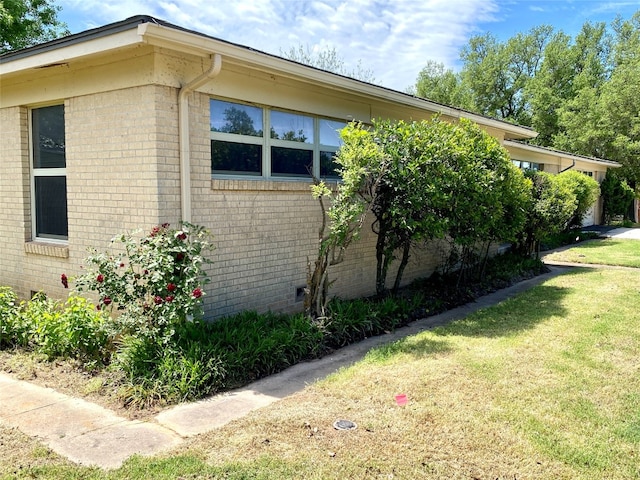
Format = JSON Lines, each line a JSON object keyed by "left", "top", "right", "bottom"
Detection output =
{"left": 210, "top": 99, "right": 345, "bottom": 179}
{"left": 31, "top": 105, "right": 68, "bottom": 241}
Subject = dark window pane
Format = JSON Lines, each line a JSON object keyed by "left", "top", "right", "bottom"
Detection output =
{"left": 33, "top": 105, "right": 65, "bottom": 169}
{"left": 320, "top": 151, "right": 340, "bottom": 178}
{"left": 212, "top": 140, "right": 262, "bottom": 175}
{"left": 271, "top": 147, "right": 313, "bottom": 177}
{"left": 35, "top": 176, "right": 68, "bottom": 238}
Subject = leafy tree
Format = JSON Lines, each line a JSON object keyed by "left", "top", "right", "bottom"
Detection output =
{"left": 555, "top": 171, "right": 601, "bottom": 228}
{"left": 552, "top": 22, "right": 612, "bottom": 158}
{"left": 369, "top": 118, "right": 454, "bottom": 295}
{"left": 280, "top": 44, "right": 377, "bottom": 83}
{"left": 528, "top": 32, "right": 577, "bottom": 145}
{"left": 438, "top": 119, "right": 530, "bottom": 283}
{"left": 597, "top": 12, "right": 640, "bottom": 184}
{"left": 458, "top": 25, "right": 553, "bottom": 125}
{"left": 0, "top": 0, "right": 69, "bottom": 53}
{"left": 413, "top": 60, "right": 470, "bottom": 108}
{"left": 305, "top": 123, "right": 387, "bottom": 320}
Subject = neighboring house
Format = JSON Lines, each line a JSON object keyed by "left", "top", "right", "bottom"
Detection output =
{"left": 0, "top": 16, "right": 619, "bottom": 318}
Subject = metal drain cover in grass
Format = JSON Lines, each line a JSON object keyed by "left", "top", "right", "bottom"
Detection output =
{"left": 333, "top": 419, "right": 357, "bottom": 431}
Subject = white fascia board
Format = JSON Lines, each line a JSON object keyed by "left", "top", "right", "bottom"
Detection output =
{"left": 504, "top": 140, "right": 620, "bottom": 167}
{"left": 139, "top": 22, "right": 536, "bottom": 140}
{"left": 0, "top": 29, "right": 143, "bottom": 75}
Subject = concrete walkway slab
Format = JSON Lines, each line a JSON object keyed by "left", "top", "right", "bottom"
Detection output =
{"left": 0, "top": 373, "right": 181, "bottom": 469}
{"left": 602, "top": 227, "right": 640, "bottom": 240}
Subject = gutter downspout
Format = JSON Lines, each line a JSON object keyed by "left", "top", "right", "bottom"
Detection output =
{"left": 559, "top": 159, "right": 576, "bottom": 173}
{"left": 178, "top": 53, "right": 222, "bottom": 222}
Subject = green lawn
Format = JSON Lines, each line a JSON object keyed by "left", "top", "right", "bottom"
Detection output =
{"left": 545, "top": 238, "right": 640, "bottom": 267}
{"left": 2, "top": 267, "right": 640, "bottom": 479}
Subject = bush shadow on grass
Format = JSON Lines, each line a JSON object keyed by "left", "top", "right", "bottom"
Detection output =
{"left": 366, "top": 335, "right": 453, "bottom": 363}
{"left": 432, "top": 284, "right": 571, "bottom": 339}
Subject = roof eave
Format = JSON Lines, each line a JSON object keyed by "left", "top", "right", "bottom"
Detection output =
{"left": 0, "top": 16, "right": 537, "bottom": 141}
{"left": 504, "top": 140, "right": 621, "bottom": 167}
{"left": 0, "top": 28, "right": 143, "bottom": 74}
{"left": 138, "top": 22, "right": 537, "bottom": 140}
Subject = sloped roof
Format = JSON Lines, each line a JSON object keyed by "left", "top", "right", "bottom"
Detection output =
{"left": 0, "top": 15, "right": 537, "bottom": 141}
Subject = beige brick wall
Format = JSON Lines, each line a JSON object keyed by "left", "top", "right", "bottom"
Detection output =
{"left": 0, "top": 85, "right": 182, "bottom": 300}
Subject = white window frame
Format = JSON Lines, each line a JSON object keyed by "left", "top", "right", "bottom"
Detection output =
{"left": 210, "top": 98, "right": 345, "bottom": 180}
{"left": 30, "top": 104, "right": 68, "bottom": 243}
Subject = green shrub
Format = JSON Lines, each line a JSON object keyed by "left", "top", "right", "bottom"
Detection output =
{"left": 0, "top": 286, "right": 21, "bottom": 348}
{"left": 16, "top": 293, "right": 110, "bottom": 363}
{"left": 556, "top": 171, "right": 600, "bottom": 229}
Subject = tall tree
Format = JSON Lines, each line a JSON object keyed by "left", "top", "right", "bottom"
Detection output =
{"left": 0, "top": 0, "right": 69, "bottom": 53}
{"left": 553, "top": 22, "right": 612, "bottom": 157}
{"left": 598, "top": 12, "right": 640, "bottom": 183}
{"left": 280, "top": 44, "right": 377, "bottom": 84}
{"left": 458, "top": 25, "right": 554, "bottom": 125}
{"left": 413, "top": 60, "right": 470, "bottom": 108}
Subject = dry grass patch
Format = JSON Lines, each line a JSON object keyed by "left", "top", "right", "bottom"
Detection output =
{"left": 164, "top": 268, "right": 639, "bottom": 479}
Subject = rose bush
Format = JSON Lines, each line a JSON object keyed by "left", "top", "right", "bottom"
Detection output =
{"left": 72, "top": 222, "right": 214, "bottom": 340}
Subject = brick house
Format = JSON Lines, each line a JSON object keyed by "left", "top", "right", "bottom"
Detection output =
{"left": 0, "top": 16, "right": 619, "bottom": 318}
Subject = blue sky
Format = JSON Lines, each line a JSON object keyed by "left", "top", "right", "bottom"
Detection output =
{"left": 56, "top": 0, "right": 639, "bottom": 91}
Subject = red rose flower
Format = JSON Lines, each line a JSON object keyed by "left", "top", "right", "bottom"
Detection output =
{"left": 154, "top": 295, "right": 163, "bottom": 305}
{"left": 119, "top": 262, "right": 125, "bottom": 268}
{"left": 97, "top": 274, "right": 104, "bottom": 283}
{"left": 167, "top": 283, "right": 177, "bottom": 292}
{"left": 60, "top": 274, "right": 69, "bottom": 289}
{"left": 192, "top": 288, "right": 203, "bottom": 299}
{"left": 165, "top": 295, "right": 174, "bottom": 303}
{"left": 102, "top": 296, "right": 112, "bottom": 306}
{"left": 150, "top": 226, "right": 160, "bottom": 237}
{"left": 161, "top": 223, "right": 170, "bottom": 228}
{"left": 176, "top": 231, "right": 187, "bottom": 241}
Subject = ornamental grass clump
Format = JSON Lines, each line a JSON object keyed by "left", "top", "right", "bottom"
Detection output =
{"left": 73, "top": 222, "right": 214, "bottom": 341}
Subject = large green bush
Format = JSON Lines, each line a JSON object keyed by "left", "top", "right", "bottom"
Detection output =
{"left": 601, "top": 169, "right": 635, "bottom": 223}
{"left": 517, "top": 171, "right": 577, "bottom": 257}
{"left": 555, "top": 170, "right": 600, "bottom": 228}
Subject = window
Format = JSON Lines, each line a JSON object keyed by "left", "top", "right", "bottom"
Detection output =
{"left": 31, "top": 105, "right": 68, "bottom": 241}
{"left": 210, "top": 99, "right": 346, "bottom": 179}
{"left": 512, "top": 159, "right": 542, "bottom": 171}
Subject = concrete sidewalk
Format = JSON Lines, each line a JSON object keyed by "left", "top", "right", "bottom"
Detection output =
{"left": 601, "top": 227, "right": 640, "bottom": 240}
{"left": 0, "top": 266, "right": 568, "bottom": 469}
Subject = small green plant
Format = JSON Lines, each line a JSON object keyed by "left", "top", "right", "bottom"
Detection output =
{"left": 0, "top": 291, "right": 110, "bottom": 364}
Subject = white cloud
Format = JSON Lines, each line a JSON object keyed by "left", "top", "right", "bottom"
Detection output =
{"left": 58, "top": 0, "right": 500, "bottom": 90}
